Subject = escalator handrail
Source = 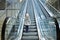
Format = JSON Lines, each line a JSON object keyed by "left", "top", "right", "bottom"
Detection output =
{"left": 53, "top": 18, "right": 60, "bottom": 40}
{"left": 1, "top": 17, "right": 9, "bottom": 40}
{"left": 1, "top": 17, "right": 17, "bottom": 40}
{"left": 32, "top": 0, "right": 42, "bottom": 40}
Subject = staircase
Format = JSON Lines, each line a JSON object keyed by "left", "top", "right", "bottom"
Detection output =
{"left": 21, "top": 16, "right": 39, "bottom": 40}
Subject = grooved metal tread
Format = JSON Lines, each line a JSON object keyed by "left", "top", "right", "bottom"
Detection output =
{"left": 23, "top": 32, "right": 38, "bottom": 36}
{"left": 22, "top": 36, "right": 38, "bottom": 40}
{"left": 23, "top": 29, "right": 37, "bottom": 32}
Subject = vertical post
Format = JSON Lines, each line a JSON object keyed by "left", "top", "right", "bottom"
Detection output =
{"left": 5, "top": 0, "right": 7, "bottom": 18}
{"left": 58, "top": 0, "right": 60, "bottom": 11}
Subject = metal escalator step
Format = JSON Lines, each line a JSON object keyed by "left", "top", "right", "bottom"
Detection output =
{"left": 23, "top": 32, "right": 38, "bottom": 36}
{"left": 23, "top": 27, "right": 37, "bottom": 29}
{"left": 31, "top": 23, "right": 36, "bottom": 25}
{"left": 14, "top": 23, "right": 19, "bottom": 25}
{"left": 29, "top": 24, "right": 36, "bottom": 26}
{"left": 24, "top": 26, "right": 36, "bottom": 28}
{"left": 23, "top": 29, "right": 37, "bottom": 32}
{"left": 31, "top": 19, "right": 35, "bottom": 21}
{"left": 15, "top": 23, "right": 19, "bottom": 25}
{"left": 22, "top": 39, "right": 39, "bottom": 40}
{"left": 16, "top": 21, "right": 19, "bottom": 23}
{"left": 29, "top": 26, "right": 37, "bottom": 29}
{"left": 31, "top": 22, "right": 36, "bottom": 24}
{"left": 31, "top": 21, "right": 36, "bottom": 23}
{"left": 22, "top": 36, "right": 38, "bottom": 40}
{"left": 24, "top": 26, "right": 37, "bottom": 29}
{"left": 14, "top": 24, "right": 19, "bottom": 26}
{"left": 26, "top": 24, "right": 36, "bottom": 26}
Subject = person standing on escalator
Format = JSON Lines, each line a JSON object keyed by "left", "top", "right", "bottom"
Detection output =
{"left": 24, "top": 13, "right": 31, "bottom": 32}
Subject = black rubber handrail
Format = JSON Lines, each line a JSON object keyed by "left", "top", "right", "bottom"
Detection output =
{"left": 53, "top": 18, "right": 60, "bottom": 40}
{"left": 1, "top": 17, "right": 9, "bottom": 40}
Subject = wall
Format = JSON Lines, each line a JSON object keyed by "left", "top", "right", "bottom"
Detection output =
{"left": 0, "top": 0, "right": 6, "bottom": 10}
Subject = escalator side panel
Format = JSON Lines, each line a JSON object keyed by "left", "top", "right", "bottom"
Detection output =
{"left": 1, "top": 17, "right": 9, "bottom": 40}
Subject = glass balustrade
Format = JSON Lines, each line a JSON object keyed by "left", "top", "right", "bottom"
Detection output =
{"left": 35, "top": 12, "right": 56, "bottom": 40}
{"left": 33, "top": 1, "right": 57, "bottom": 39}
{"left": 38, "top": 18, "right": 56, "bottom": 40}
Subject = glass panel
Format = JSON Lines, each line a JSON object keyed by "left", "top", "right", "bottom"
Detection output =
{"left": 38, "top": 18, "right": 56, "bottom": 40}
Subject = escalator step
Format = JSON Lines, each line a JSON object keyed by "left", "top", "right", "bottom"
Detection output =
{"left": 22, "top": 36, "right": 38, "bottom": 40}
{"left": 23, "top": 32, "right": 38, "bottom": 36}
{"left": 23, "top": 29, "right": 37, "bottom": 32}
{"left": 23, "top": 26, "right": 37, "bottom": 29}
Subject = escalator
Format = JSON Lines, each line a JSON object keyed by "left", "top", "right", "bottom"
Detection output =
{"left": 21, "top": 0, "right": 39, "bottom": 40}
{"left": 21, "top": 15, "right": 39, "bottom": 40}
{"left": 32, "top": 0, "right": 57, "bottom": 40}
{"left": 1, "top": 0, "right": 60, "bottom": 40}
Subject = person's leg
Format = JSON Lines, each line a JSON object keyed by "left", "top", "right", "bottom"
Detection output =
{"left": 26, "top": 25, "right": 28, "bottom": 32}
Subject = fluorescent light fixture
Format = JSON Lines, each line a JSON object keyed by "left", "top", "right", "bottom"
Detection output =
{"left": 20, "top": 0, "right": 22, "bottom": 2}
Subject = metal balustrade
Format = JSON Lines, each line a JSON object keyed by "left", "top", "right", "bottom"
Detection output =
{"left": 7, "top": 0, "right": 28, "bottom": 40}
{"left": 38, "top": 19, "right": 56, "bottom": 40}
{"left": 32, "top": 0, "right": 57, "bottom": 40}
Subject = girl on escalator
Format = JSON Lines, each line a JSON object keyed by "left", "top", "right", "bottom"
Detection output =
{"left": 24, "top": 13, "right": 31, "bottom": 32}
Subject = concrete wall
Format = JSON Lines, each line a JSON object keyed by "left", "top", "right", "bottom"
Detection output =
{"left": 46, "top": 0, "right": 57, "bottom": 4}
{"left": 46, "top": 0, "right": 60, "bottom": 11}
{"left": 0, "top": 0, "right": 6, "bottom": 10}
